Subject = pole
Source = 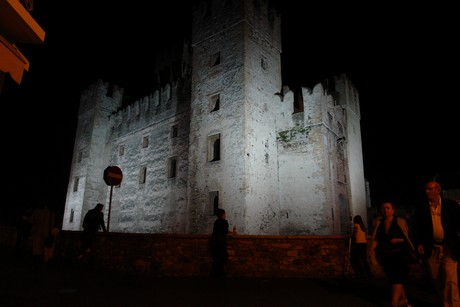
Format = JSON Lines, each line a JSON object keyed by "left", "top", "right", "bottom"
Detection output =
{"left": 107, "top": 185, "right": 113, "bottom": 232}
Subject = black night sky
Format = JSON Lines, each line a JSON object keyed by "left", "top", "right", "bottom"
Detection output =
{"left": 1, "top": 1, "right": 458, "bottom": 225}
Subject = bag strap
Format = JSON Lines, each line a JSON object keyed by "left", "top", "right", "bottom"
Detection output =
{"left": 396, "top": 217, "right": 415, "bottom": 251}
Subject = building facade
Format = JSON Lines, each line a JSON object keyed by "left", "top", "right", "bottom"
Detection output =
{"left": 62, "top": 0, "right": 367, "bottom": 235}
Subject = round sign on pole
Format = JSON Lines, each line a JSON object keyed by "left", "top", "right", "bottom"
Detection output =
{"left": 103, "top": 166, "right": 123, "bottom": 186}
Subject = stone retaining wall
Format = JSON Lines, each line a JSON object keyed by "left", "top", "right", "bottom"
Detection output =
{"left": 56, "top": 231, "right": 353, "bottom": 278}
{"left": 2, "top": 226, "right": 363, "bottom": 278}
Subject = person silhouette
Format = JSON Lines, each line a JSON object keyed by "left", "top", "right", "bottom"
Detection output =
{"left": 209, "top": 208, "right": 230, "bottom": 279}
{"left": 77, "top": 203, "right": 107, "bottom": 260}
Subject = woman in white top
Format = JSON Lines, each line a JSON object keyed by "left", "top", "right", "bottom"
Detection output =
{"left": 350, "top": 215, "right": 374, "bottom": 280}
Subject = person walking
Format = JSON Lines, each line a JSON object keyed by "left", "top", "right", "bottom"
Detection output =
{"left": 209, "top": 208, "right": 230, "bottom": 279}
{"left": 412, "top": 181, "right": 460, "bottom": 307}
{"left": 77, "top": 203, "right": 107, "bottom": 260}
{"left": 350, "top": 215, "right": 374, "bottom": 280}
{"left": 369, "top": 201, "right": 414, "bottom": 307}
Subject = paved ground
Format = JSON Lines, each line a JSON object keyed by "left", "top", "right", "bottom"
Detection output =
{"left": 1, "top": 252, "right": 443, "bottom": 307}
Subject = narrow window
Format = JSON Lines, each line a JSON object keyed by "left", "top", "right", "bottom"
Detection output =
{"left": 77, "top": 150, "right": 83, "bottom": 162}
{"left": 171, "top": 124, "right": 178, "bottom": 138}
{"left": 139, "top": 167, "right": 147, "bottom": 184}
{"left": 168, "top": 156, "right": 177, "bottom": 178}
{"left": 119, "top": 144, "right": 125, "bottom": 156}
{"left": 208, "top": 134, "right": 221, "bottom": 162}
{"left": 69, "top": 209, "right": 74, "bottom": 223}
{"left": 209, "top": 52, "right": 221, "bottom": 67}
{"left": 73, "top": 177, "right": 79, "bottom": 192}
{"left": 210, "top": 94, "right": 220, "bottom": 112}
{"left": 261, "top": 56, "right": 267, "bottom": 71}
{"left": 213, "top": 139, "right": 220, "bottom": 161}
{"left": 142, "top": 136, "right": 149, "bottom": 148}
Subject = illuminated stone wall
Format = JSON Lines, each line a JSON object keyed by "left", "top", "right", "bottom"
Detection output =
{"left": 62, "top": 0, "right": 367, "bottom": 235}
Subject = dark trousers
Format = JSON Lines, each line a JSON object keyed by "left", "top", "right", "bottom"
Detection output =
{"left": 350, "top": 243, "right": 373, "bottom": 278}
{"left": 79, "top": 230, "right": 95, "bottom": 254}
{"left": 211, "top": 248, "right": 228, "bottom": 278}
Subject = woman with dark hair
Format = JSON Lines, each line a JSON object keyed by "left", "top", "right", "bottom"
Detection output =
{"left": 350, "top": 215, "right": 373, "bottom": 280}
{"left": 369, "top": 201, "right": 415, "bottom": 307}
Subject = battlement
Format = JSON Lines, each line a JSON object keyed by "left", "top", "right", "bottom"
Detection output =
{"left": 106, "top": 76, "right": 191, "bottom": 139}
{"left": 77, "top": 79, "right": 124, "bottom": 118}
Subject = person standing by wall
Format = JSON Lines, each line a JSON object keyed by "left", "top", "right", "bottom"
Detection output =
{"left": 369, "top": 201, "right": 414, "bottom": 307}
{"left": 77, "top": 203, "right": 107, "bottom": 260}
{"left": 412, "top": 181, "right": 460, "bottom": 307}
{"left": 209, "top": 208, "right": 230, "bottom": 279}
{"left": 350, "top": 215, "right": 374, "bottom": 280}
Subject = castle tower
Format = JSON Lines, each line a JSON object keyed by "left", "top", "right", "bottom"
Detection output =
{"left": 334, "top": 75, "right": 367, "bottom": 226}
{"left": 62, "top": 80, "right": 123, "bottom": 230}
{"left": 187, "top": 0, "right": 283, "bottom": 234}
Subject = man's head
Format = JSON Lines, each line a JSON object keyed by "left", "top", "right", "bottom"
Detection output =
{"left": 425, "top": 181, "right": 441, "bottom": 202}
{"left": 216, "top": 208, "right": 226, "bottom": 218}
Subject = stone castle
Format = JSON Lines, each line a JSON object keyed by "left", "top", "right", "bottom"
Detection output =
{"left": 62, "top": 0, "right": 368, "bottom": 235}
